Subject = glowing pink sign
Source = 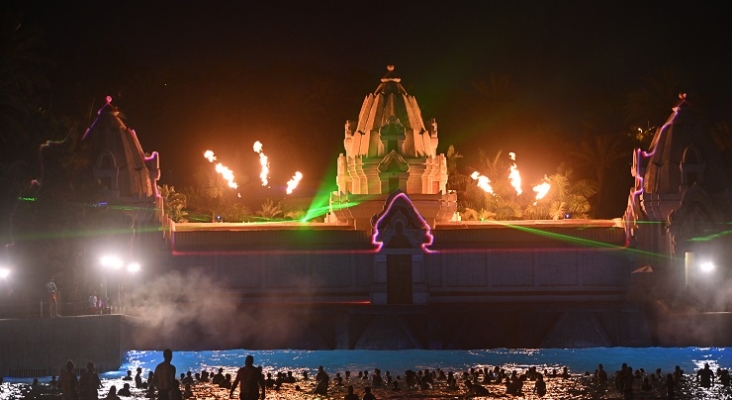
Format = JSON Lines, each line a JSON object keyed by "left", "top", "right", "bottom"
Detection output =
{"left": 371, "top": 192, "right": 435, "bottom": 253}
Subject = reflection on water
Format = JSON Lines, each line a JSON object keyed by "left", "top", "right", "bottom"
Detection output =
{"left": 4, "top": 348, "right": 732, "bottom": 399}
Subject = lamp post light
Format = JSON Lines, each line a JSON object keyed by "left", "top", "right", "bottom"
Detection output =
{"left": 100, "top": 255, "right": 141, "bottom": 314}
{"left": 100, "top": 255, "right": 123, "bottom": 302}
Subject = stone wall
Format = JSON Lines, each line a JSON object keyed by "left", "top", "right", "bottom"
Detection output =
{"left": 0, "top": 315, "right": 130, "bottom": 375}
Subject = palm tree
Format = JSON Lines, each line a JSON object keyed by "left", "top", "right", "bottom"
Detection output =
{"left": 159, "top": 184, "right": 188, "bottom": 223}
{"left": 256, "top": 199, "right": 283, "bottom": 221}
{"left": 568, "top": 133, "right": 630, "bottom": 200}
{"left": 524, "top": 167, "right": 597, "bottom": 220}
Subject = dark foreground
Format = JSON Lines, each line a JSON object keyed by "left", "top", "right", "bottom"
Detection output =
{"left": 5, "top": 372, "right": 732, "bottom": 400}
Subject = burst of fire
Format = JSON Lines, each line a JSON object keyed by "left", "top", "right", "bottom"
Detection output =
{"left": 286, "top": 171, "right": 303, "bottom": 195}
{"left": 253, "top": 141, "right": 270, "bottom": 186}
{"left": 533, "top": 175, "right": 551, "bottom": 205}
{"left": 203, "top": 150, "right": 238, "bottom": 189}
{"left": 508, "top": 152, "right": 522, "bottom": 196}
{"left": 471, "top": 171, "right": 494, "bottom": 194}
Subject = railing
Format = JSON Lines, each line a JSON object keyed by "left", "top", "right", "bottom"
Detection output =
{"left": 5, "top": 368, "right": 53, "bottom": 378}
{"left": 0, "top": 300, "right": 126, "bottom": 319}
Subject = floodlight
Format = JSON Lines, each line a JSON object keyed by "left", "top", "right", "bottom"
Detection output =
{"left": 127, "top": 262, "right": 141, "bottom": 273}
{"left": 700, "top": 261, "right": 715, "bottom": 273}
{"left": 0, "top": 268, "right": 9, "bottom": 279}
{"left": 101, "top": 255, "right": 123, "bottom": 269}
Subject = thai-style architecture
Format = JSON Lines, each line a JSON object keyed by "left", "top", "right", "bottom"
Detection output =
{"left": 330, "top": 66, "right": 455, "bottom": 230}
{"left": 9, "top": 69, "right": 732, "bottom": 377}
{"left": 156, "top": 67, "right": 651, "bottom": 350}
{"left": 25, "top": 71, "right": 732, "bottom": 355}
{"left": 625, "top": 94, "right": 732, "bottom": 307}
{"left": 83, "top": 96, "right": 161, "bottom": 225}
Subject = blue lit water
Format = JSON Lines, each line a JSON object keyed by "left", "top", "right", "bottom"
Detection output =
{"left": 106, "top": 347, "right": 730, "bottom": 380}
{"left": 4, "top": 347, "right": 732, "bottom": 399}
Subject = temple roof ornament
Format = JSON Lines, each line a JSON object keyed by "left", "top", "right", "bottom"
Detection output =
{"left": 643, "top": 94, "right": 730, "bottom": 196}
{"left": 344, "top": 65, "right": 437, "bottom": 159}
{"left": 82, "top": 96, "right": 160, "bottom": 214}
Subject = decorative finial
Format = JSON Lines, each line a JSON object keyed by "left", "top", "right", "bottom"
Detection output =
{"left": 106, "top": 95, "right": 113, "bottom": 104}
{"left": 679, "top": 93, "right": 687, "bottom": 100}
{"left": 387, "top": 65, "right": 395, "bottom": 72}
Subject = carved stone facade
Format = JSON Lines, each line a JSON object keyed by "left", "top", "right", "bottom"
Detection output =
{"left": 331, "top": 67, "right": 455, "bottom": 229}
{"left": 625, "top": 95, "right": 732, "bottom": 282}
{"left": 83, "top": 96, "right": 161, "bottom": 223}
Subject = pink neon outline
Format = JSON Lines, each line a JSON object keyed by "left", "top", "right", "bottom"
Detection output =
{"left": 628, "top": 108, "right": 680, "bottom": 232}
{"left": 370, "top": 192, "right": 435, "bottom": 253}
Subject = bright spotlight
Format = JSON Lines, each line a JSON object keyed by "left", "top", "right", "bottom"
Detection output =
{"left": 0, "top": 268, "right": 9, "bottom": 279}
{"left": 101, "top": 255, "right": 123, "bottom": 270}
{"left": 127, "top": 262, "right": 141, "bottom": 273}
{"left": 700, "top": 261, "right": 715, "bottom": 273}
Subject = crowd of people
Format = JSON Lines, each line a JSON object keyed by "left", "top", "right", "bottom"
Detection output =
{"left": 13, "top": 350, "right": 732, "bottom": 400}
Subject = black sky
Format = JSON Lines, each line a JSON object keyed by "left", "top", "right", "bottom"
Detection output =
{"left": 8, "top": 1, "right": 732, "bottom": 213}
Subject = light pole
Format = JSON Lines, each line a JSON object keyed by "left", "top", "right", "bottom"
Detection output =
{"left": 100, "top": 255, "right": 123, "bottom": 300}
{"left": 100, "top": 255, "right": 141, "bottom": 313}
{"left": 0, "top": 267, "right": 9, "bottom": 299}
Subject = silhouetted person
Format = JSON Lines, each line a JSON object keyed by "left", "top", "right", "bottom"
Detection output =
{"left": 372, "top": 369, "right": 383, "bottom": 387}
{"left": 660, "top": 373, "right": 676, "bottom": 399}
{"left": 219, "top": 374, "right": 232, "bottom": 389}
{"left": 170, "top": 380, "right": 183, "bottom": 400}
{"left": 104, "top": 385, "right": 120, "bottom": 400}
{"left": 80, "top": 361, "right": 101, "bottom": 400}
{"left": 212, "top": 368, "right": 225, "bottom": 385}
{"left": 230, "top": 355, "right": 265, "bottom": 400}
{"left": 50, "top": 375, "right": 58, "bottom": 386}
{"left": 344, "top": 385, "right": 358, "bottom": 400}
{"left": 313, "top": 365, "right": 329, "bottom": 396}
{"left": 46, "top": 277, "right": 60, "bottom": 317}
{"left": 361, "top": 386, "right": 375, "bottom": 400}
{"left": 182, "top": 371, "right": 193, "bottom": 385}
{"left": 622, "top": 366, "right": 634, "bottom": 400}
{"left": 465, "top": 379, "right": 489, "bottom": 396}
{"left": 721, "top": 369, "right": 731, "bottom": 387}
{"left": 122, "top": 370, "right": 132, "bottom": 381}
{"left": 534, "top": 375, "right": 546, "bottom": 397}
{"left": 183, "top": 383, "right": 193, "bottom": 399}
{"left": 117, "top": 383, "right": 131, "bottom": 397}
{"left": 641, "top": 376, "right": 652, "bottom": 391}
{"left": 154, "top": 349, "right": 176, "bottom": 400}
{"left": 595, "top": 364, "right": 608, "bottom": 383}
{"left": 673, "top": 365, "right": 684, "bottom": 384}
{"left": 697, "top": 362, "right": 714, "bottom": 388}
{"left": 58, "top": 360, "right": 79, "bottom": 400}
{"left": 135, "top": 368, "right": 144, "bottom": 388}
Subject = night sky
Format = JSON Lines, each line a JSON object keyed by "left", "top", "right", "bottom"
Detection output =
{"left": 7, "top": 1, "right": 732, "bottom": 216}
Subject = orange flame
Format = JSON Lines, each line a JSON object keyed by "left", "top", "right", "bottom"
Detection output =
{"left": 533, "top": 175, "right": 551, "bottom": 205}
{"left": 203, "top": 150, "right": 238, "bottom": 189}
{"left": 253, "top": 141, "right": 269, "bottom": 186}
{"left": 471, "top": 171, "right": 494, "bottom": 194}
{"left": 508, "top": 152, "right": 522, "bottom": 195}
{"left": 286, "top": 171, "right": 303, "bottom": 195}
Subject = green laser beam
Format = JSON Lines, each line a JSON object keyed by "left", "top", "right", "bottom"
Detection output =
{"left": 478, "top": 219, "right": 670, "bottom": 260}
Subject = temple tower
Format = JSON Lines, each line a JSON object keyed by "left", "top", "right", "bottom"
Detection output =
{"left": 82, "top": 96, "right": 161, "bottom": 223}
{"left": 331, "top": 67, "right": 456, "bottom": 230}
{"left": 625, "top": 94, "right": 732, "bottom": 301}
{"left": 81, "top": 96, "right": 161, "bottom": 263}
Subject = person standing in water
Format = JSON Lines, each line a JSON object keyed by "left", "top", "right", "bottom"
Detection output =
{"left": 230, "top": 355, "right": 265, "bottom": 400}
{"left": 154, "top": 349, "right": 176, "bottom": 400}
